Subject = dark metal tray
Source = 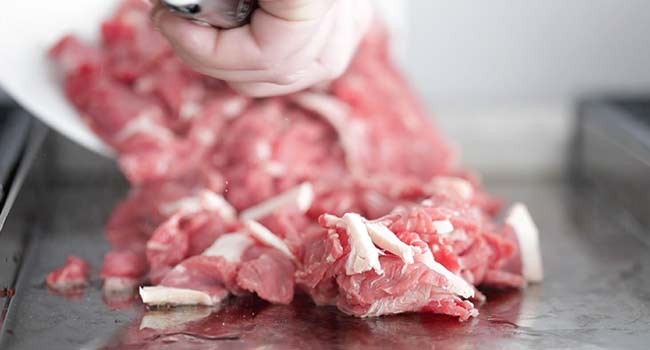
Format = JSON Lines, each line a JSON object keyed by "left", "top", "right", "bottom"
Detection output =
{"left": 1, "top": 110, "right": 650, "bottom": 349}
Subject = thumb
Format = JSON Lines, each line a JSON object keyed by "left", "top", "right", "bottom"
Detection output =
{"left": 258, "top": 0, "right": 337, "bottom": 21}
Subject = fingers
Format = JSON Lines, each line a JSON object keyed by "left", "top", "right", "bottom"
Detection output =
{"left": 317, "top": 0, "right": 373, "bottom": 78}
{"left": 152, "top": 6, "right": 257, "bottom": 70}
{"left": 229, "top": 60, "right": 329, "bottom": 97}
{"left": 152, "top": 4, "right": 322, "bottom": 70}
{"left": 151, "top": 0, "right": 371, "bottom": 97}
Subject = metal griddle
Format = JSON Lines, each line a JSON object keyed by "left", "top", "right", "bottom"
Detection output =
{"left": 1, "top": 103, "right": 650, "bottom": 349}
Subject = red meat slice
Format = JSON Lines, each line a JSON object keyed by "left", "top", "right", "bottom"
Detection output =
{"left": 46, "top": 256, "right": 91, "bottom": 291}
{"left": 101, "top": 0, "right": 171, "bottom": 82}
{"left": 237, "top": 246, "right": 295, "bottom": 305}
{"left": 105, "top": 181, "right": 200, "bottom": 250}
{"left": 335, "top": 257, "right": 477, "bottom": 320}
{"left": 421, "top": 295, "right": 478, "bottom": 321}
{"left": 146, "top": 208, "right": 231, "bottom": 284}
{"left": 101, "top": 250, "right": 148, "bottom": 293}
{"left": 49, "top": 35, "right": 102, "bottom": 75}
{"left": 121, "top": 92, "right": 249, "bottom": 184}
{"left": 145, "top": 230, "right": 296, "bottom": 306}
{"left": 297, "top": 212, "right": 480, "bottom": 320}
{"left": 157, "top": 256, "right": 235, "bottom": 303}
{"left": 102, "top": 250, "right": 148, "bottom": 280}
{"left": 62, "top": 66, "right": 173, "bottom": 153}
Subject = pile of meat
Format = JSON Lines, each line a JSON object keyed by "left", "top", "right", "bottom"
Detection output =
{"left": 47, "top": 0, "right": 542, "bottom": 321}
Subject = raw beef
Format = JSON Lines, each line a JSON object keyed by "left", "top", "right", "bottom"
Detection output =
{"left": 46, "top": 256, "right": 91, "bottom": 291}
{"left": 101, "top": 249, "right": 148, "bottom": 293}
{"left": 49, "top": 0, "right": 542, "bottom": 321}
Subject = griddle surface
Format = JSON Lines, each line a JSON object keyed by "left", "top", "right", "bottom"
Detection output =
{"left": 1, "top": 182, "right": 649, "bottom": 350}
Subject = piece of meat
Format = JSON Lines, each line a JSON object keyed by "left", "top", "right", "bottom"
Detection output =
{"left": 237, "top": 247, "right": 296, "bottom": 304}
{"left": 240, "top": 182, "right": 314, "bottom": 222}
{"left": 297, "top": 194, "right": 530, "bottom": 319}
{"left": 101, "top": 0, "right": 171, "bottom": 82}
{"left": 146, "top": 207, "right": 232, "bottom": 283}
{"left": 101, "top": 249, "right": 148, "bottom": 294}
{"left": 49, "top": 1, "right": 542, "bottom": 321}
{"left": 294, "top": 230, "right": 345, "bottom": 305}
{"left": 49, "top": 35, "right": 102, "bottom": 75}
{"left": 46, "top": 256, "right": 91, "bottom": 291}
{"left": 155, "top": 256, "right": 235, "bottom": 304}
{"left": 336, "top": 258, "right": 477, "bottom": 320}
{"left": 105, "top": 181, "right": 202, "bottom": 250}
{"left": 244, "top": 221, "right": 296, "bottom": 261}
{"left": 142, "top": 231, "right": 297, "bottom": 306}
{"left": 202, "top": 232, "right": 255, "bottom": 263}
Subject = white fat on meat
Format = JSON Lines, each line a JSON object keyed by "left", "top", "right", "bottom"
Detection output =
{"left": 428, "top": 177, "right": 474, "bottom": 201}
{"left": 264, "top": 162, "right": 286, "bottom": 176}
{"left": 222, "top": 97, "right": 247, "bottom": 118}
{"left": 202, "top": 232, "right": 255, "bottom": 263}
{"left": 362, "top": 287, "right": 435, "bottom": 318}
{"left": 239, "top": 182, "right": 314, "bottom": 221}
{"left": 343, "top": 213, "right": 383, "bottom": 275}
{"left": 179, "top": 102, "right": 202, "bottom": 120}
{"left": 324, "top": 214, "right": 406, "bottom": 272}
{"left": 414, "top": 247, "right": 475, "bottom": 299}
{"left": 365, "top": 222, "right": 414, "bottom": 264}
{"left": 506, "top": 203, "right": 544, "bottom": 283}
{"left": 139, "top": 286, "right": 223, "bottom": 306}
{"left": 430, "top": 261, "right": 475, "bottom": 299}
{"left": 292, "top": 92, "right": 349, "bottom": 130}
{"left": 115, "top": 111, "right": 175, "bottom": 143}
{"left": 325, "top": 213, "right": 472, "bottom": 297}
{"left": 432, "top": 220, "right": 454, "bottom": 235}
{"left": 244, "top": 221, "right": 296, "bottom": 261}
{"left": 291, "top": 92, "right": 363, "bottom": 175}
{"left": 140, "top": 308, "right": 214, "bottom": 330}
{"left": 159, "top": 190, "right": 236, "bottom": 221}
{"left": 200, "top": 191, "right": 237, "bottom": 220}
{"left": 255, "top": 142, "right": 272, "bottom": 160}
{"left": 194, "top": 129, "right": 215, "bottom": 145}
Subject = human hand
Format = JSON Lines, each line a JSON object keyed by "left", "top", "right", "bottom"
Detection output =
{"left": 151, "top": 0, "right": 372, "bottom": 97}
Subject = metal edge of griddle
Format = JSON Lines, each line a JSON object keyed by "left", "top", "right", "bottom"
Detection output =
{"left": 0, "top": 227, "right": 45, "bottom": 349}
{"left": 0, "top": 111, "right": 48, "bottom": 333}
{"left": 573, "top": 98, "right": 650, "bottom": 241}
{"left": 0, "top": 106, "right": 31, "bottom": 210}
{"left": 0, "top": 112, "right": 45, "bottom": 236}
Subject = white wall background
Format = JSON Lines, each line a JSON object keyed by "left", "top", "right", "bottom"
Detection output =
{"left": 403, "top": 0, "right": 650, "bottom": 104}
{"left": 399, "top": 0, "right": 650, "bottom": 179}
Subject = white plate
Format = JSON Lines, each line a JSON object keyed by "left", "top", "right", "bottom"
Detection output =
{"left": 0, "top": 0, "right": 117, "bottom": 156}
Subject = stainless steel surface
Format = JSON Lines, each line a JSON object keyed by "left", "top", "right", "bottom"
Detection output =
{"left": 0, "top": 112, "right": 47, "bottom": 327}
{"left": 0, "top": 106, "right": 30, "bottom": 203}
{"left": 574, "top": 99, "right": 650, "bottom": 232}
{"left": 1, "top": 129, "right": 650, "bottom": 349}
{"left": 163, "top": 0, "right": 257, "bottom": 28}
